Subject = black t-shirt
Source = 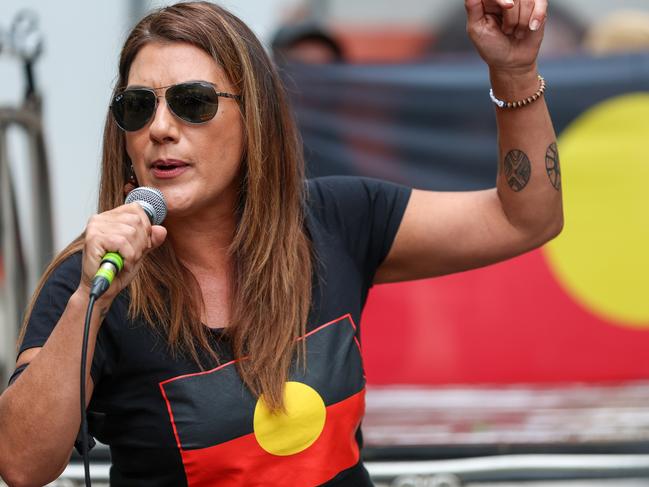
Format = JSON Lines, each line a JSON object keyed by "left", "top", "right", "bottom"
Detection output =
{"left": 13, "top": 176, "right": 411, "bottom": 487}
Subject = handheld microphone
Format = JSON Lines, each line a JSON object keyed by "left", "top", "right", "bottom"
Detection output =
{"left": 89, "top": 186, "right": 167, "bottom": 298}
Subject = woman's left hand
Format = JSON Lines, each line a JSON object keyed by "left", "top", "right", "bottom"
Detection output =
{"left": 465, "top": 0, "right": 547, "bottom": 73}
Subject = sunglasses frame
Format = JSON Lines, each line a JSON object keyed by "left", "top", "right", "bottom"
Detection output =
{"left": 110, "top": 80, "right": 242, "bottom": 132}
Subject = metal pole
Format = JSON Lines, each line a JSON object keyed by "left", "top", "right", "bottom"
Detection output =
{"left": 25, "top": 96, "right": 55, "bottom": 277}
{"left": 0, "top": 120, "right": 28, "bottom": 387}
{"left": 0, "top": 9, "right": 53, "bottom": 388}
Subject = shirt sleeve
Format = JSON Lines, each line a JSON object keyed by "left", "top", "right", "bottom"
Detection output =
{"left": 13, "top": 252, "right": 106, "bottom": 385}
{"left": 11, "top": 252, "right": 106, "bottom": 453}
{"left": 307, "top": 176, "right": 412, "bottom": 289}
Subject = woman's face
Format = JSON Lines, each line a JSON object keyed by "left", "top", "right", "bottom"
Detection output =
{"left": 124, "top": 41, "right": 244, "bottom": 220}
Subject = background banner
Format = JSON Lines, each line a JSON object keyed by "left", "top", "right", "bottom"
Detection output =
{"left": 284, "top": 53, "right": 649, "bottom": 386}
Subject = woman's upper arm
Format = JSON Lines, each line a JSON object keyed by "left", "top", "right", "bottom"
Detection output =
{"left": 374, "top": 187, "right": 547, "bottom": 284}
{"left": 12, "top": 346, "right": 96, "bottom": 396}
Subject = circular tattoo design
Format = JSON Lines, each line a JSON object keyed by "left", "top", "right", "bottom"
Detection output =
{"left": 545, "top": 142, "right": 561, "bottom": 190}
{"left": 504, "top": 149, "right": 532, "bottom": 192}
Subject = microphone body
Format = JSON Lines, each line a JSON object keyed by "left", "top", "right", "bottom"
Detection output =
{"left": 89, "top": 187, "right": 167, "bottom": 298}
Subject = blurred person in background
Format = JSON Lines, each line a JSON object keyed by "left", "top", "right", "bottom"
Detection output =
{"left": 583, "top": 10, "right": 649, "bottom": 55}
{"left": 0, "top": 1, "right": 561, "bottom": 486}
{"left": 271, "top": 21, "right": 345, "bottom": 64}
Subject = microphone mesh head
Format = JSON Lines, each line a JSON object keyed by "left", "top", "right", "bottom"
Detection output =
{"left": 125, "top": 187, "right": 167, "bottom": 225}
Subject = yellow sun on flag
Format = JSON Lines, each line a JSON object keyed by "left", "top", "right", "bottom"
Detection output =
{"left": 543, "top": 93, "right": 649, "bottom": 327}
{"left": 253, "top": 381, "right": 327, "bottom": 456}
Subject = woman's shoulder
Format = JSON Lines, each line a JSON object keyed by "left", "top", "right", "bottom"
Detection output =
{"left": 306, "top": 175, "right": 396, "bottom": 210}
{"left": 306, "top": 175, "right": 411, "bottom": 212}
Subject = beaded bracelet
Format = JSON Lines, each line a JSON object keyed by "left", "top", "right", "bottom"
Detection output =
{"left": 489, "top": 74, "right": 546, "bottom": 109}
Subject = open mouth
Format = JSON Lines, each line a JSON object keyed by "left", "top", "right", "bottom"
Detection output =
{"left": 151, "top": 160, "right": 190, "bottom": 178}
{"left": 153, "top": 160, "right": 188, "bottom": 171}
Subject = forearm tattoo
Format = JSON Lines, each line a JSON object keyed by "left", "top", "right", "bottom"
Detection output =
{"left": 503, "top": 149, "right": 532, "bottom": 192}
{"left": 545, "top": 142, "right": 561, "bottom": 190}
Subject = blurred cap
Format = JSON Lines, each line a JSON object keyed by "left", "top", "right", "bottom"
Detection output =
{"left": 271, "top": 21, "right": 344, "bottom": 63}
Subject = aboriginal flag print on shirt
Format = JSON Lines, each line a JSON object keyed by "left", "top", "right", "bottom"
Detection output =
{"left": 159, "top": 314, "right": 365, "bottom": 487}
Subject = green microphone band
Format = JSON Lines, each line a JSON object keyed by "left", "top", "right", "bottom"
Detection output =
{"left": 90, "top": 252, "right": 124, "bottom": 298}
{"left": 101, "top": 252, "right": 124, "bottom": 274}
{"left": 94, "top": 252, "right": 124, "bottom": 284}
{"left": 95, "top": 266, "right": 116, "bottom": 283}
{"left": 90, "top": 252, "right": 125, "bottom": 300}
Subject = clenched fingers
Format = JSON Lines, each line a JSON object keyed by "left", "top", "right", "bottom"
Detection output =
{"left": 530, "top": 0, "right": 547, "bottom": 31}
{"left": 515, "top": 0, "right": 534, "bottom": 38}
{"left": 95, "top": 223, "right": 149, "bottom": 269}
{"left": 483, "top": 0, "right": 547, "bottom": 36}
{"left": 501, "top": 0, "right": 520, "bottom": 35}
{"left": 81, "top": 203, "right": 156, "bottom": 293}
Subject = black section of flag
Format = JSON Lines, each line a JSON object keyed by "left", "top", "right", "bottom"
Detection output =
{"left": 291, "top": 317, "right": 364, "bottom": 406}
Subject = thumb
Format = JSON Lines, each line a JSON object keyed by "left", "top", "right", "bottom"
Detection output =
{"left": 465, "top": 0, "right": 485, "bottom": 25}
{"left": 150, "top": 225, "right": 168, "bottom": 249}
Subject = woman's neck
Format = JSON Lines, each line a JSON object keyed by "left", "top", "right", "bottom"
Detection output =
{"left": 164, "top": 209, "right": 236, "bottom": 273}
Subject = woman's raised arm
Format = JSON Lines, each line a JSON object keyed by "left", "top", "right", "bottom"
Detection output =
{"left": 376, "top": 0, "right": 563, "bottom": 283}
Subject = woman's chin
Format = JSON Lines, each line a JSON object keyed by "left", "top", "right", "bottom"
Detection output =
{"left": 157, "top": 192, "right": 194, "bottom": 219}
{"left": 157, "top": 184, "right": 238, "bottom": 223}
{"left": 164, "top": 201, "right": 194, "bottom": 219}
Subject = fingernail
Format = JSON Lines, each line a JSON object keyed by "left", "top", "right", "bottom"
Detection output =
{"left": 530, "top": 19, "right": 540, "bottom": 31}
{"left": 505, "top": 0, "right": 515, "bottom": 6}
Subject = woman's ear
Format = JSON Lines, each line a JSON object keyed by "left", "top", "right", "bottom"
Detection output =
{"left": 124, "top": 161, "right": 138, "bottom": 197}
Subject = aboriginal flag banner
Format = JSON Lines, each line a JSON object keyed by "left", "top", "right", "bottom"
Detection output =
{"left": 284, "top": 53, "right": 649, "bottom": 386}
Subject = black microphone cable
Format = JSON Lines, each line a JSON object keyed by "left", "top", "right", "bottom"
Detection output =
{"left": 80, "top": 294, "right": 96, "bottom": 487}
{"left": 78, "top": 187, "right": 166, "bottom": 487}
{"left": 81, "top": 251, "right": 123, "bottom": 487}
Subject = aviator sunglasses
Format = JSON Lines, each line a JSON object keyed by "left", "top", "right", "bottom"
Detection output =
{"left": 110, "top": 80, "right": 242, "bottom": 132}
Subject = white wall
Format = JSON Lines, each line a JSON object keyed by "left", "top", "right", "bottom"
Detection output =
{"left": 2, "top": 1, "right": 130, "bottom": 255}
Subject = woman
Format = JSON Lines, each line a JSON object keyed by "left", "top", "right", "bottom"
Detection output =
{"left": 0, "top": 1, "right": 560, "bottom": 486}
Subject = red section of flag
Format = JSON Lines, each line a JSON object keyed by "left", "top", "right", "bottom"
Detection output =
{"left": 363, "top": 249, "right": 649, "bottom": 385}
{"left": 179, "top": 389, "right": 365, "bottom": 487}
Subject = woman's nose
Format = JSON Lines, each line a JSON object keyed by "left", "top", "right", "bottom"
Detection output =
{"left": 148, "top": 96, "right": 180, "bottom": 143}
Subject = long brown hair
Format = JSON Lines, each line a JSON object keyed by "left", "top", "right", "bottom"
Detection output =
{"left": 19, "top": 2, "right": 312, "bottom": 411}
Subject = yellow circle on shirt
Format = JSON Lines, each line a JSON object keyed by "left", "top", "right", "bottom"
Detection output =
{"left": 253, "top": 381, "right": 326, "bottom": 456}
{"left": 543, "top": 93, "right": 649, "bottom": 326}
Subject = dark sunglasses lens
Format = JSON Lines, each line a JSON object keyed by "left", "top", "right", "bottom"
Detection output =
{"left": 167, "top": 83, "right": 218, "bottom": 124}
{"left": 111, "top": 90, "right": 156, "bottom": 131}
